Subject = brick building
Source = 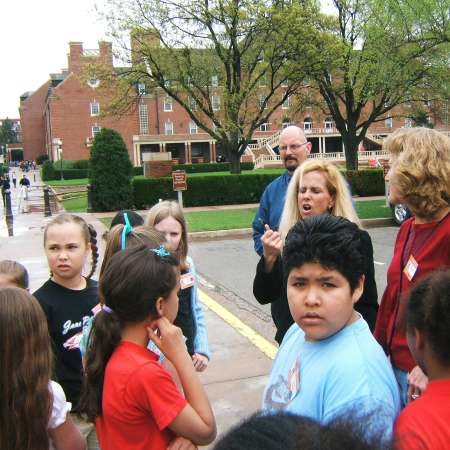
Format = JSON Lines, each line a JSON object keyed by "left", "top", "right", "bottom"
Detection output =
{"left": 19, "top": 41, "right": 449, "bottom": 165}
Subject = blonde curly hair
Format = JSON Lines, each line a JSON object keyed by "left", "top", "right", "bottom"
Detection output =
{"left": 279, "top": 159, "right": 360, "bottom": 242}
{"left": 383, "top": 127, "right": 450, "bottom": 219}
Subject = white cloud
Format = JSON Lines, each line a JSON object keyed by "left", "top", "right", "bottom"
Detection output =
{"left": 0, "top": 0, "right": 108, "bottom": 118}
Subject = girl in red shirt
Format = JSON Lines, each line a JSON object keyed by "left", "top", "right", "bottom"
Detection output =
{"left": 395, "top": 270, "right": 450, "bottom": 449}
{"left": 79, "top": 245, "right": 216, "bottom": 450}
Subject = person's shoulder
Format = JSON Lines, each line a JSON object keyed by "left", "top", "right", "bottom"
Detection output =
{"left": 265, "top": 172, "right": 287, "bottom": 190}
{"left": 86, "top": 278, "right": 99, "bottom": 288}
{"left": 33, "top": 279, "right": 54, "bottom": 302}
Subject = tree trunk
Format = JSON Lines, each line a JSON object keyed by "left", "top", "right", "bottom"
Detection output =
{"left": 229, "top": 151, "right": 242, "bottom": 174}
{"left": 342, "top": 134, "right": 360, "bottom": 171}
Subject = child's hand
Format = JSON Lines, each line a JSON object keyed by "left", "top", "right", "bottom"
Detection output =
{"left": 192, "top": 353, "right": 209, "bottom": 372}
{"left": 147, "top": 318, "right": 188, "bottom": 363}
{"left": 407, "top": 365, "right": 428, "bottom": 402}
{"left": 262, "top": 224, "right": 282, "bottom": 261}
{"left": 167, "top": 436, "right": 198, "bottom": 450}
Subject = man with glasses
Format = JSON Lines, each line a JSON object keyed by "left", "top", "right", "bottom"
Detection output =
{"left": 252, "top": 126, "right": 311, "bottom": 255}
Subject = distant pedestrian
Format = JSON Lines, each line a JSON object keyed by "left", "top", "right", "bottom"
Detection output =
{"left": 12, "top": 173, "right": 17, "bottom": 188}
{"left": 1, "top": 176, "right": 10, "bottom": 206}
{"left": 19, "top": 174, "right": 30, "bottom": 187}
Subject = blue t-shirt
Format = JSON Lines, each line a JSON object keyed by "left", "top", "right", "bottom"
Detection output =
{"left": 262, "top": 317, "right": 400, "bottom": 439}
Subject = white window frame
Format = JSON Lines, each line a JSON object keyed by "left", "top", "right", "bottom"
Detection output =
{"left": 164, "top": 96, "right": 173, "bottom": 112}
{"left": 188, "top": 96, "right": 197, "bottom": 111}
{"left": 282, "top": 120, "right": 291, "bottom": 129}
{"left": 211, "top": 75, "right": 219, "bottom": 87}
{"left": 139, "top": 103, "right": 149, "bottom": 135}
{"left": 282, "top": 94, "right": 290, "bottom": 109}
{"left": 281, "top": 78, "right": 289, "bottom": 88}
{"left": 164, "top": 121, "right": 173, "bottom": 135}
{"left": 303, "top": 118, "right": 313, "bottom": 131}
{"left": 137, "top": 83, "right": 146, "bottom": 95}
{"left": 90, "top": 102, "right": 100, "bottom": 116}
{"left": 211, "top": 95, "right": 220, "bottom": 111}
{"left": 324, "top": 118, "right": 334, "bottom": 132}
{"left": 92, "top": 125, "right": 101, "bottom": 137}
{"left": 259, "top": 95, "right": 268, "bottom": 110}
{"left": 404, "top": 118, "right": 413, "bottom": 128}
{"left": 189, "top": 120, "right": 198, "bottom": 134}
{"left": 385, "top": 117, "right": 393, "bottom": 128}
{"left": 259, "top": 122, "right": 269, "bottom": 132}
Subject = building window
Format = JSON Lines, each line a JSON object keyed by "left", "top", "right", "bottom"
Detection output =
{"left": 137, "top": 83, "right": 146, "bottom": 95}
{"left": 324, "top": 117, "right": 334, "bottom": 132}
{"left": 87, "top": 77, "right": 100, "bottom": 89}
{"left": 92, "top": 126, "right": 101, "bottom": 137}
{"left": 189, "top": 121, "right": 198, "bottom": 134}
{"left": 139, "top": 103, "right": 149, "bottom": 135}
{"left": 164, "top": 96, "right": 173, "bottom": 112}
{"left": 212, "top": 95, "right": 220, "bottom": 111}
{"left": 163, "top": 77, "right": 171, "bottom": 88}
{"left": 260, "top": 123, "right": 269, "bottom": 131}
{"left": 165, "top": 121, "right": 173, "bottom": 135}
{"left": 211, "top": 75, "right": 219, "bottom": 87}
{"left": 90, "top": 102, "right": 100, "bottom": 116}
{"left": 404, "top": 118, "right": 413, "bottom": 128}
{"left": 303, "top": 117, "right": 313, "bottom": 131}
{"left": 281, "top": 78, "right": 289, "bottom": 88}
{"left": 282, "top": 118, "right": 291, "bottom": 129}
{"left": 188, "top": 96, "right": 197, "bottom": 111}
{"left": 259, "top": 95, "right": 268, "bottom": 110}
{"left": 282, "top": 94, "right": 290, "bottom": 109}
{"left": 385, "top": 117, "right": 393, "bottom": 128}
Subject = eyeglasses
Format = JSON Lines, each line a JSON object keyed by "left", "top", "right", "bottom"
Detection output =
{"left": 279, "top": 142, "right": 309, "bottom": 152}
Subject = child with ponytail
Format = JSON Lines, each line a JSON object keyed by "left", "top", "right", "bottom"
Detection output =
{"left": 146, "top": 200, "right": 210, "bottom": 371}
{"left": 79, "top": 245, "right": 216, "bottom": 449}
{"left": 34, "top": 213, "right": 100, "bottom": 449}
{"left": 0, "top": 288, "right": 85, "bottom": 450}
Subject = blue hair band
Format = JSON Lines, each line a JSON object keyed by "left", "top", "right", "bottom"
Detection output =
{"left": 151, "top": 245, "right": 171, "bottom": 258}
{"left": 121, "top": 213, "right": 133, "bottom": 250}
{"left": 102, "top": 305, "right": 114, "bottom": 314}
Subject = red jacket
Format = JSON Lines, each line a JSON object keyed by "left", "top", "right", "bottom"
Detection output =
{"left": 374, "top": 214, "right": 450, "bottom": 372}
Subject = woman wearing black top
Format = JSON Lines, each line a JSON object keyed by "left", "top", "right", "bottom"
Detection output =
{"left": 253, "top": 160, "right": 378, "bottom": 344}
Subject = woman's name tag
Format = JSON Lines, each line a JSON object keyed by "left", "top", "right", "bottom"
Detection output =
{"left": 180, "top": 272, "right": 195, "bottom": 290}
{"left": 403, "top": 255, "right": 418, "bottom": 281}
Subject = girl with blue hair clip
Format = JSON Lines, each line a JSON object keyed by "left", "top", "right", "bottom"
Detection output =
{"left": 146, "top": 200, "right": 211, "bottom": 372}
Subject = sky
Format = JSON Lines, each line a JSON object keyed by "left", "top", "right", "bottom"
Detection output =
{"left": 0, "top": 0, "right": 336, "bottom": 119}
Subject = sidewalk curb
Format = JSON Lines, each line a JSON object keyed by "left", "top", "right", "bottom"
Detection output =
{"left": 189, "top": 218, "right": 393, "bottom": 241}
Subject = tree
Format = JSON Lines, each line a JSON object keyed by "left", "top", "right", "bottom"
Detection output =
{"left": 286, "top": 0, "right": 450, "bottom": 170}
{"left": 0, "top": 119, "right": 18, "bottom": 151}
{"left": 96, "top": 0, "right": 318, "bottom": 173}
{"left": 89, "top": 128, "right": 133, "bottom": 211}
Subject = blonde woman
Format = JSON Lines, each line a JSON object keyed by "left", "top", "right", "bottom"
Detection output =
{"left": 374, "top": 127, "right": 450, "bottom": 407}
{"left": 253, "top": 159, "right": 378, "bottom": 343}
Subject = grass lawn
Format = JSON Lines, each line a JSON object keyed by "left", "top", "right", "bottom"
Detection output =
{"left": 48, "top": 178, "right": 89, "bottom": 186}
{"left": 61, "top": 194, "right": 88, "bottom": 212}
{"left": 95, "top": 199, "right": 392, "bottom": 232}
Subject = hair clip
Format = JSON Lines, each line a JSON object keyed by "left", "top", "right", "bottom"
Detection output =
{"left": 102, "top": 305, "right": 114, "bottom": 314}
{"left": 151, "top": 245, "right": 171, "bottom": 258}
{"left": 121, "top": 213, "right": 133, "bottom": 250}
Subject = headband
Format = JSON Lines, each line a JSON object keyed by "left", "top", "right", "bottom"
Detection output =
{"left": 121, "top": 213, "right": 133, "bottom": 250}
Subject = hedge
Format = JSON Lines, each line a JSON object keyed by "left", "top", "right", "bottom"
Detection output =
{"left": 133, "top": 169, "right": 385, "bottom": 208}
{"left": 53, "top": 160, "right": 89, "bottom": 170}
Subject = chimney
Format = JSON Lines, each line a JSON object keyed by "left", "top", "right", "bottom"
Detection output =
{"left": 99, "top": 41, "right": 113, "bottom": 68}
{"left": 68, "top": 42, "right": 84, "bottom": 74}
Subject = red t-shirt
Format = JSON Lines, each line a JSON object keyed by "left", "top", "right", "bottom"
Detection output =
{"left": 96, "top": 341, "right": 187, "bottom": 450}
{"left": 395, "top": 379, "right": 450, "bottom": 450}
{"left": 374, "top": 214, "right": 450, "bottom": 371}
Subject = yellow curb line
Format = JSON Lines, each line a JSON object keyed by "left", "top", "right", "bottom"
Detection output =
{"left": 198, "top": 289, "right": 277, "bottom": 360}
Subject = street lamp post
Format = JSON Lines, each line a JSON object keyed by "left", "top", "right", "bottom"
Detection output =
{"left": 59, "top": 148, "right": 64, "bottom": 180}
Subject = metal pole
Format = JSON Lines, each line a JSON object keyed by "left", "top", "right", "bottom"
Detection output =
{"left": 43, "top": 185, "right": 52, "bottom": 217}
{"left": 87, "top": 184, "right": 94, "bottom": 213}
{"left": 177, "top": 190, "right": 183, "bottom": 209}
{"left": 5, "top": 190, "right": 13, "bottom": 236}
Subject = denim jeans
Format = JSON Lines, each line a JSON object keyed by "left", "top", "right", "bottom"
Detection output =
{"left": 392, "top": 365, "right": 408, "bottom": 409}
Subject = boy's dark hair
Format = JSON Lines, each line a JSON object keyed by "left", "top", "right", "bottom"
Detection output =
{"left": 78, "top": 245, "right": 178, "bottom": 421}
{"left": 283, "top": 215, "right": 364, "bottom": 293}
{"left": 406, "top": 269, "right": 450, "bottom": 365}
{"left": 213, "top": 411, "right": 392, "bottom": 450}
{"left": 110, "top": 210, "right": 144, "bottom": 229}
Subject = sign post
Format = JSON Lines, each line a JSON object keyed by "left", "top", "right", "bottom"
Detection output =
{"left": 380, "top": 159, "right": 390, "bottom": 207}
{"left": 172, "top": 170, "right": 187, "bottom": 208}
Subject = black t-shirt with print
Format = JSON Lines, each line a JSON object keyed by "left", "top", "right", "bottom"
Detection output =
{"left": 174, "top": 270, "right": 195, "bottom": 355}
{"left": 34, "top": 278, "right": 98, "bottom": 407}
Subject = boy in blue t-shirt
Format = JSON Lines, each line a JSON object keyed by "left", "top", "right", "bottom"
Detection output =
{"left": 262, "top": 215, "right": 400, "bottom": 439}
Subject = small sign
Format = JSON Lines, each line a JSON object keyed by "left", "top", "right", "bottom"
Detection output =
{"left": 172, "top": 170, "right": 187, "bottom": 191}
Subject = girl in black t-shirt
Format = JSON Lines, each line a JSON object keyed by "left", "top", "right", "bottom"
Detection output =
{"left": 34, "top": 213, "right": 100, "bottom": 449}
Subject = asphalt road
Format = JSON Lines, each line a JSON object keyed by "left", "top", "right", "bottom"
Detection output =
{"left": 190, "top": 225, "right": 399, "bottom": 342}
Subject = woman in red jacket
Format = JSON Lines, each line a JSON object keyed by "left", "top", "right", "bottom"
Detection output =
{"left": 374, "top": 127, "right": 450, "bottom": 408}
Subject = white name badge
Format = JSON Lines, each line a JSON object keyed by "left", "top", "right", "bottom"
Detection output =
{"left": 180, "top": 272, "right": 195, "bottom": 290}
{"left": 403, "top": 255, "right": 418, "bottom": 282}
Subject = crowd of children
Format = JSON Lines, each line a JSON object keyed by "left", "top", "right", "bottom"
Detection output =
{"left": 0, "top": 126, "right": 449, "bottom": 450}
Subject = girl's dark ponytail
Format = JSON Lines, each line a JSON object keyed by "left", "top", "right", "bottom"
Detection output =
{"left": 87, "top": 224, "right": 99, "bottom": 279}
{"left": 78, "top": 309, "right": 121, "bottom": 421}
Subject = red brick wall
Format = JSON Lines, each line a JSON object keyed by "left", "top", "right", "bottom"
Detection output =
{"left": 20, "top": 81, "right": 51, "bottom": 161}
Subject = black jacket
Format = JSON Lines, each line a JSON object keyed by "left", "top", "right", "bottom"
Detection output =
{"left": 253, "top": 229, "right": 378, "bottom": 344}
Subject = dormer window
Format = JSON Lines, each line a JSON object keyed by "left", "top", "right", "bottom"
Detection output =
{"left": 87, "top": 78, "right": 100, "bottom": 88}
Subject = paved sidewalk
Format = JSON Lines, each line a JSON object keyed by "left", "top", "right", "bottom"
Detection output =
{"left": 0, "top": 208, "right": 272, "bottom": 443}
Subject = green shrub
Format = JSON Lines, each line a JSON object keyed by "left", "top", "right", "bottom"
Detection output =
{"left": 73, "top": 160, "right": 89, "bottom": 170}
{"left": 36, "top": 154, "right": 49, "bottom": 165}
{"left": 89, "top": 128, "right": 133, "bottom": 211}
{"left": 41, "top": 160, "right": 56, "bottom": 181}
{"left": 173, "top": 161, "right": 254, "bottom": 173}
{"left": 133, "top": 166, "right": 144, "bottom": 176}
{"left": 133, "top": 172, "right": 279, "bottom": 208}
{"left": 54, "top": 169, "right": 89, "bottom": 180}
{"left": 344, "top": 169, "right": 385, "bottom": 196}
{"left": 52, "top": 159, "right": 89, "bottom": 170}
